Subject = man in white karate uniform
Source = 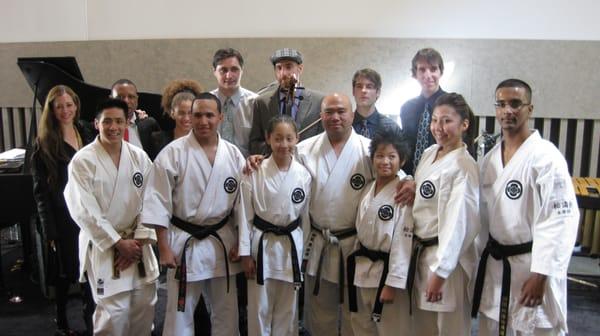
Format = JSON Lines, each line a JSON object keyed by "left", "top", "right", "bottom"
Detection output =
{"left": 473, "top": 79, "right": 579, "bottom": 336}
{"left": 297, "top": 93, "right": 373, "bottom": 336}
{"left": 142, "top": 92, "right": 244, "bottom": 336}
{"left": 64, "top": 98, "right": 159, "bottom": 335}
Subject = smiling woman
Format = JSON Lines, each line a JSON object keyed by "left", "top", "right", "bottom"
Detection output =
{"left": 152, "top": 79, "right": 203, "bottom": 154}
{"left": 30, "top": 85, "right": 95, "bottom": 335}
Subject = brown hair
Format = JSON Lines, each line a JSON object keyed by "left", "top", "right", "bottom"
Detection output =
{"left": 411, "top": 48, "right": 444, "bottom": 76}
{"left": 35, "top": 85, "right": 81, "bottom": 188}
{"left": 161, "top": 79, "right": 203, "bottom": 115}
{"left": 352, "top": 68, "right": 382, "bottom": 91}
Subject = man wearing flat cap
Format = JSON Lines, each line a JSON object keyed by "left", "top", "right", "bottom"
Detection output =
{"left": 249, "top": 48, "right": 325, "bottom": 155}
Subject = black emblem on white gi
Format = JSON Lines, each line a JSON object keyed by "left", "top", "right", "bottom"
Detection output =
{"left": 291, "top": 187, "right": 305, "bottom": 204}
{"left": 420, "top": 180, "right": 436, "bottom": 199}
{"left": 224, "top": 177, "right": 238, "bottom": 194}
{"left": 132, "top": 172, "right": 143, "bottom": 188}
{"left": 378, "top": 205, "right": 394, "bottom": 221}
{"left": 505, "top": 180, "right": 523, "bottom": 200}
{"left": 350, "top": 173, "right": 366, "bottom": 190}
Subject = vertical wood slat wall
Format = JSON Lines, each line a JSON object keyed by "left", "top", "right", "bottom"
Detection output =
{"left": 0, "top": 106, "right": 40, "bottom": 153}
{"left": 476, "top": 116, "right": 599, "bottom": 177}
{"left": 1, "top": 107, "right": 599, "bottom": 177}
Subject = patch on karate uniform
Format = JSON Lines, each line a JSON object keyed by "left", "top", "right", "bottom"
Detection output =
{"left": 350, "top": 173, "right": 366, "bottom": 190}
{"left": 224, "top": 177, "right": 238, "bottom": 193}
{"left": 402, "top": 225, "right": 413, "bottom": 238}
{"left": 291, "top": 187, "right": 306, "bottom": 203}
{"left": 420, "top": 180, "right": 436, "bottom": 199}
{"left": 132, "top": 172, "right": 143, "bottom": 188}
{"left": 505, "top": 180, "right": 523, "bottom": 200}
{"left": 378, "top": 205, "right": 394, "bottom": 221}
{"left": 97, "top": 278, "right": 104, "bottom": 295}
{"left": 552, "top": 199, "right": 574, "bottom": 217}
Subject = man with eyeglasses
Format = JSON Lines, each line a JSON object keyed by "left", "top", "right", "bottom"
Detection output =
{"left": 249, "top": 48, "right": 324, "bottom": 155}
{"left": 351, "top": 68, "right": 403, "bottom": 140}
{"left": 110, "top": 78, "right": 162, "bottom": 159}
{"left": 472, "top": 79, "right": 579, "bottom": 336}
{"left": 211, "top": 48, "right": 258, "bottom": 158}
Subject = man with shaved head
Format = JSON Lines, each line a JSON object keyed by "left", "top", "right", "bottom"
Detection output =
{"left": 245, "top": 93, "right": 413, "bottom": 335}
{"left": 297, "top": 93, "right": 372, "bottom": 335}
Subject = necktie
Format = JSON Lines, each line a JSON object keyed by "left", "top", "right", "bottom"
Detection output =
{"left": 281, "top": 94, "right": 297, "bottom": 120}
{"left": 412, "top": 103, "right": 432, "bottom": 168}
{"left": 124, "top": 127, "right": 129, "bottom": 142}
{"left": 220, "top": 97, "right": 234, "bottom": 142}
{"left": 360, "top": 119, "right": 370, "bottom": 138}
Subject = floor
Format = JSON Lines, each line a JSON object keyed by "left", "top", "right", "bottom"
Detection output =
{"left": 1, "top": 235, "right": 599, "bottom": 335}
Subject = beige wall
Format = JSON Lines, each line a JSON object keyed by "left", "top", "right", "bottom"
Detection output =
{"left": 1, "top": 38, "right": 598, "bottom": 119}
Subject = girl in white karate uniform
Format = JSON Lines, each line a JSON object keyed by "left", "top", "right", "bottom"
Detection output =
{"left": 410, "top": 93, "right": 480, "bottom": 335}
{"left": 237, "top": 115, "right": 312, "bottom": 336}
{"left": 347, "top": 130, "right": 414, "bottom": 336}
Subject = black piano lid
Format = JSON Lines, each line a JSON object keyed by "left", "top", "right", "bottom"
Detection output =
{"left": 18, "top": 56, "right": 84, "bottom": 81}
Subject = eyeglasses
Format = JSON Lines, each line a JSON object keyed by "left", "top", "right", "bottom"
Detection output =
{"left": 494, "top": 99, "right": 530, "bottom": 109}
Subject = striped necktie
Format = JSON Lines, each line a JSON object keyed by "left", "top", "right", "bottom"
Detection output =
{"left": 412, "top": 103, "right": 432, "bottom": 168}
{"left": 220, "top": 97, "right": 234, "bottom": 142}
{"left": 360, "top": 119, "right": 370, "bottom": 138}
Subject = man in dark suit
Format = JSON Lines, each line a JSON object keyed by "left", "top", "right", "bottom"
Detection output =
{"left": 351, "top": 68, "right": 403, "bottom": 140}
{"left": 110, "top": 79, "right": 162, "bottom": 160}
{"left": 249, "top": 48, "right": 324, "bottom": 155}
{"left": 400, "top": 48, "right": 447, "bottom": 174}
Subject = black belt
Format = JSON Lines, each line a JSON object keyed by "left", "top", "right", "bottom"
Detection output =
{"left": 171, "top": 214, "right": 230, "bottom": 312}
{"left": 252, "top": 215, "right": 301, "bottom": 289}
{"left": 406, "top": 235, "right": 439, "bottom": 314}
{"left": 347, "top": 244, "right": 390, "bottom": 322}
{"left": 308, "top": 221, "right": 357, "bottom": 303}
{"left": 471, "top": 235, "right": 532, "bottom": 336}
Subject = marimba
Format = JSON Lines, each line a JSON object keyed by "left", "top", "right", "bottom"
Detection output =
{"left": 573, "top": 177, "right": 600, "bottom": 255}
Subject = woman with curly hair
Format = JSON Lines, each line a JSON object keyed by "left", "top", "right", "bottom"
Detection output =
{"left": 31, "top": 85, "right": 95, "bottom": 335}
{"left": 152, "top": 79, "right": 203, "bottom": 153}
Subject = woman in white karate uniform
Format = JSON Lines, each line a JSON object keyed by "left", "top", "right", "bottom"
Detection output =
{"left": 237, "top": 115, "right": 312, "bottom": 336}
{"left": 347, "top": 130, "right": 413, "bottom": 336}
{"left": 409, "top": 93, "right": 480, "bottom": 335}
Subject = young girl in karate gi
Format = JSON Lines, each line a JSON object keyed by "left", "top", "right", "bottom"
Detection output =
{"left": 409, "top": 92, "right": 480, "bottom": 335}
{"left": 237, "top": 115, "right": 312, "bottom": 336}
{"left": 347, "top": 130, "right": 414, "bottom": 336}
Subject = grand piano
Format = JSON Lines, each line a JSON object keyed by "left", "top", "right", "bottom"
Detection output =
{"left": 0, "top": 57, "right": 170, "bottom": 288}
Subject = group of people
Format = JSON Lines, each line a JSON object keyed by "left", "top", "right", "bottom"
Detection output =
{"left": 30, "top": 46, "right": 579, "bottom": 336}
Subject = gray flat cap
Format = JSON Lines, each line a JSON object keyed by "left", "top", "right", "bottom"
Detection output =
{"left": 270, "top": 48, "right": 303, "bottom": 65}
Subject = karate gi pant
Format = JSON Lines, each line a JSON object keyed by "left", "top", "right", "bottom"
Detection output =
{"left": 91, "top": 282, "right": 157, "bottom": 336}
{"left": 304, "top": 275, "right": 354, "bottom": 336}
{"left": 412, "top": 269, "right": 471, "bottom": 336}
{"left": 478, "top": 314, "right": 565, "bottom": 336}
{"left": 247, "top": 278, "right": 298, "bottom": 336}
{"left": 163, "top": 273, "right": 238, "bottom": 336}
{"left": 350, "top": 287, "right": 412, "bottom": 336}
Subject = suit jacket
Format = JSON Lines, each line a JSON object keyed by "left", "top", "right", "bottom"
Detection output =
{"left": 249, "top": 86, "right": 324, "bottom": 155}
{"left": 135, "top": 117, "right": 162, "bottom": 160}
{"left": 400, "top": 88, "right": 446, "bottom": 174}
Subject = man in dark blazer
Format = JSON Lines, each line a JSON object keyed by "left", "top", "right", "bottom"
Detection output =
{"left": 249, "top": 48, "right": 324, "bottom": 155}
{"left": 351, "top": 68, "right": 404, "bottom": 140}
{"left": 400, "top": 48, "right": 447, "bottom": 174}
{"left": 110, "top": 79, "right": 162, "bottom": 160}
